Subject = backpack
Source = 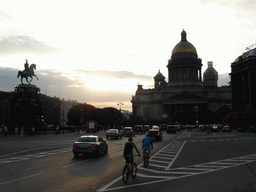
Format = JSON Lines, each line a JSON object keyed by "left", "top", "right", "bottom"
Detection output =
{"left": 124, "top": 142, "right": 134, "bottom": 156}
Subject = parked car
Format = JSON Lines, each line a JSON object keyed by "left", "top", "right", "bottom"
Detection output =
{"left": 175, "top": 125, "right": 181, "bottom": 132}
{"left": 122, "top": 127, "right": 135, "bottom": 137}
{"left": 211, "top": 124, "right": 219, "bottom": 132}
{"left": 73, "top": 135, "right": 108, "bottom": 158}
{"left": 249, "top": 126, "right": 256, "bottom": 133}
{"left": 160, "top": 124, "right": 167, "bottom": 131}
{"left": 106, "top": 129, "right": 122, "bottom": 139}
{"left": 222, "top": 126, "right": 231, "bottom": 132}
{"left": 134, "top": 125, "right": 145, "bottom": 134}
{"left": 167, "top": 125, "right": 176, "bottom": 134}
{"left": 143, "top": 125, "right": 150, "bottom": 131}
{"left": 147, "top": 130, "right": 162, "bottom": 141}
{"left": 238, "top": 126, "right": 247, "bottom": 132}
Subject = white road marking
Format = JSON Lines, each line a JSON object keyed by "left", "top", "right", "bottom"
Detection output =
{"left": 0, "top": 147, "right": 72, "bottom": 165}
{"left": 63, "top": 159, "right": 92, "bottom": 168}
{"left": 150, "top": 159, "right": 170, "bottom": 164}
{"left": 0, "top": 172, "right": 44, "bottom": 186}
{"left": 148, "top": 163, "right": 167, "bottom": 168}
{"left": 153, "top": 156, "right": 173, "bottom": 160}
{"left": 98, "top": 153, "right": 256, "bottom": 191}
{"left": 165, "top": 141, "right": 187, "bottom": 170}
{"left": 0, "top": 148, "right": 43, "bottom": 158}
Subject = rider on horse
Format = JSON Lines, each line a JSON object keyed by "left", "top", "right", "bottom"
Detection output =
{"left": 17, "top": 60, "right": 39, "bottom": 84}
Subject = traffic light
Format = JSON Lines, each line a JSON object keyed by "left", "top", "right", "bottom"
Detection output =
{"left": 196, "top": 120, "right": 199, "bottom": 124}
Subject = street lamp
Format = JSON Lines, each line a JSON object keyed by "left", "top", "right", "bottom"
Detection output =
{"left": 117, "top": 102, "right": 124, "bottom": 111}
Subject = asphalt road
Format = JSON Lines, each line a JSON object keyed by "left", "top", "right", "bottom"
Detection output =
{"left": 1, "top": 130, "right": 256, "bottom": 192}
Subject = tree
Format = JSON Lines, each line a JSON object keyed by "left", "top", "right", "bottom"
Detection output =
{"left": 98, "top": 107, "right": 123, "bottom": 127}
{"left": 67, "top": 104, "right": 98, "bottom": 125}
{"left": 214, "top": 105, "right": 230, "bottom": 124}
{"left": 67, "top": 105, "right": 123, "bottom": 127}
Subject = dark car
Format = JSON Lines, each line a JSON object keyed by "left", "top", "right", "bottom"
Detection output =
{"left": 147, "top": 130, "right": 162, "bottom": 141}
{"left": 134, "top": 125, "right": 145, "bottom": 134}
{"left": 222, "top": 126, "right": 231, "bottom": 132}
{"left": 167, "top": 125, "right": 176, "bottom": 134}
{"left": 122, "top": 127, "right": 135, "bottom": 137}
{"left": 249, "top": 126, "right": 256, "bottom": 133}
{"left": 106, "top": 129, "right": 122, "bottom": 139}
{"left": 160, "top": 124, "right": 167, "bottom": 131}
{"left": 73, "top": 135, "right": 108, "bottom": 158}
{"left": 175, "top": 125, "right": 181, "bottom": 132}
{"left": 143, "top": 125, "right": 150, "bottom": 131}
{"left": 238, "top": 126, "right": 247, "bottom": 132}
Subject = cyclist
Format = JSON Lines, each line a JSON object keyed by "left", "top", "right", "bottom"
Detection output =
{"left": 142, "top": 134, "right": 153, "bottom": 160}
{"left": 123, "top": 137, "right": 141, "bottom": 176}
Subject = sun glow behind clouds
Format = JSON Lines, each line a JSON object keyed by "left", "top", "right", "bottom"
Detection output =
{"left": 81, "top": 74, "right": 139, "bottom": 92}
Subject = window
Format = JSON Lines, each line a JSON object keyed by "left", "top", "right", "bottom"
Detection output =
{"left": 77, "top": 137, "right": 96, "bottom": 142}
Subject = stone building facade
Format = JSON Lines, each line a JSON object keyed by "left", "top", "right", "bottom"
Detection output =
{"left": 131, "top": 30, "right": 231, "bottom": 123}
{"left": 230, "top": 45, "right": 256, "bottom": 125}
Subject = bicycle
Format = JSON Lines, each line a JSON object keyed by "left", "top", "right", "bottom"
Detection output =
{"left": 143, "top": 148, "right": 153, "bottom": 168}
{"left": 123, "top": 155, "right": 140, "bottom": 183}
{"left": 143, "top": 149, "right": 150, "bottom": 168}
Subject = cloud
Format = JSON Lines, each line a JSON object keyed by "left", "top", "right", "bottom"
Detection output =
{"left": 218, "top": 73, "right": 230, "bottom": 86}
{"left": 0, "top": 11, "right": 9, "bottom": 20}
{"left": 199, "top": 0, "right": 256, "bottom": 11}
{"left": 0, "top": 67, "right": 230, "bottom": 111}
{"left": 76, "top": 70, "right": 152, "bottom": 81}
{"left": 0, "top": 36, "right": 60, "bottom": 56}
{"left": 237, "top": 0, "right": 256, "bottom": 10}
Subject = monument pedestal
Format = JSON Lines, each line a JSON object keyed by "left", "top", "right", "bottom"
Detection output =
{"left": 11, "top": 84, "right": 44, "bottom": 133}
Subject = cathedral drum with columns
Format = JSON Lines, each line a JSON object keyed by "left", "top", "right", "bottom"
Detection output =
{"left": 131, "top": 30, "right": 231, "bottom": 124}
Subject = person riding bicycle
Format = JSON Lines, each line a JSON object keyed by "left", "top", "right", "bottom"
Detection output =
{"left": 123, "top": 137, "right": 141, "bottom": 175}
{"left": 142, "top": 134, "right": 153, "bottom": 160}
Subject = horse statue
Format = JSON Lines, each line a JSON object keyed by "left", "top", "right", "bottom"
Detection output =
{"left": 17, "top": 61, "right": 39, "bottom": 84}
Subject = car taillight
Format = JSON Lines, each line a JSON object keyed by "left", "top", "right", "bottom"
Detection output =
{"left": 73, "top": 144, "right": 78, "bottom": 148}
{"left": 157, "top": 134, "right": 160, "bottom": 136}
{"left": 90, "top": 144, "right": 98, "bottom": 148}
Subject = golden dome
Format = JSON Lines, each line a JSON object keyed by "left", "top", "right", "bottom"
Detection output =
{"left": 172, "top": 30, "right": 197, "bottom": 55}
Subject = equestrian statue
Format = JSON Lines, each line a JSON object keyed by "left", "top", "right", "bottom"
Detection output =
{"left": 17, "top": 59, "right": 39, "bottom": 84}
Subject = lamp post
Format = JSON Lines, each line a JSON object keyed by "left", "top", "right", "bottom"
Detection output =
{"left": 117, "top": 102, "right": 124, "bottom": 111}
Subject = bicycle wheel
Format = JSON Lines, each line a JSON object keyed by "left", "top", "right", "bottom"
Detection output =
{"left": 144, "top": 157, "right": 149, "bottom": 168}
{"left": 132, "top": 162, "right": 137, "bottom": 178}
{"left": 123, "top": 165, "right": 130, "bottom": 183}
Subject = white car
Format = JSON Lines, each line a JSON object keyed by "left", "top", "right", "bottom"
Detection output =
{"left": 151, "top": 125, "right": 160, "bottom": 131}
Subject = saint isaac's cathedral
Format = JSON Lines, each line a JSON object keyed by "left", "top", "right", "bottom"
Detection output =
{"left": 131, "top": 30, "right": 231, "bottom": 122}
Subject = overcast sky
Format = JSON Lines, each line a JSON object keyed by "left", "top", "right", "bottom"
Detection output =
{"left": 0, "top": 0, "right": 255, "bottom": 111}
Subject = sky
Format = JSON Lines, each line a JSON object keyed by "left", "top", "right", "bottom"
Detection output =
{"left": 0, "top": 0, "right": 255, "bottom": 112}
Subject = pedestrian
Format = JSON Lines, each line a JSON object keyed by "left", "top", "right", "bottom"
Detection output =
{"left": 56, "top": 125, "right": 59, "bottom": 134}
{"left": 207, "top": 125, "right": 210, "bottom": 134}
{"left": 4, "top": 125, "right": 8, "bottom": 136}
{"left": 29, "top": 126, "right": 32, "bottom": 136}
{"left": 4, "top": 126, "right": 8, "bottom": 136}
{"left": 15, "top": 126, "right": 19, "bottom": 136}
{"left": 32, "top": 126, "right": 35, "bottom": 136}
{"left": 20, "top": 126, "right": 24, "bottom": 137}
{"left": 104, "top": 125, "right": 107, "bottom": 131}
